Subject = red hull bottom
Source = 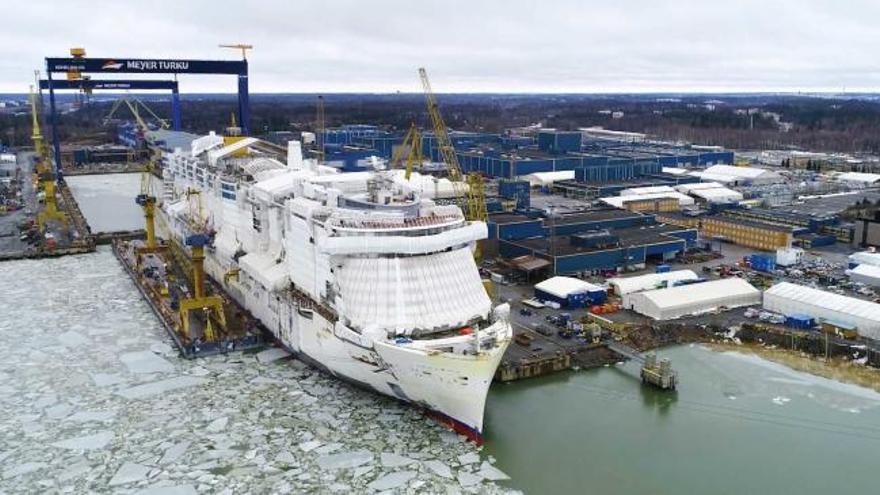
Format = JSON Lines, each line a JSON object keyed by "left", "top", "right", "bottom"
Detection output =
{"left": 424, "top": 409, "right": 484, "bottom": 446}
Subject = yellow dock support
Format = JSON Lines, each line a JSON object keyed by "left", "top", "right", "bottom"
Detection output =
{"left": 178, "top": 238, "right": 226, "bottom": 342}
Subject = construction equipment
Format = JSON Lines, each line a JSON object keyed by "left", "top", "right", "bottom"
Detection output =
{"left": 219, "top": 43, "right": 253, "bottom": 60}
{"left": 388, "top": 123, "right": 423, "bottom": 180}
{"left": 105, "top": 97, "right": 170, "bottom": 131}
{"left": 29, "top": 85, "right": 67, "bottom": 232}
{"left": 134, "top": 150, "right": 166, "bottom": 262}
{"left": 177, "top": 188, "right": 226, "bottom": 342}
{"left": 418, "top": 67, "right": 488, "bottom": 258}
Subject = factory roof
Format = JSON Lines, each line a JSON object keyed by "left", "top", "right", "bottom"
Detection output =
{"left": 489, "top": 213, "right": 539, "bottom": 225}
{"left": 555, "top": 209, "right": 646, "bottom": 224}
{"left": 508, "top": 223, "right": 692, "bottom": 256}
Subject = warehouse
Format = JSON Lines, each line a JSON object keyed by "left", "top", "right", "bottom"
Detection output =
{"left": 499, "top": 223, "right": 697, "bottom": 274}
{"left": 534, "top": 276, "right": 607, "bottom": 308}
{"left": 623, "top": 278, "right": 761, "bottom": 320}
{"left": 699, "top": 216, "right": 794, "bottom": 251}
{"left": 674, "top": 182, "right": 744, "bottom": 204}
{"left": 763, "top": 282, "right": 880, "bottom": 340}
{"left": 608, "top": 269, "right": 700, "bottom": 295}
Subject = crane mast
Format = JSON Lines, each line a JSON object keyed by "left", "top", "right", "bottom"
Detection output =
{"left": 418, "top": 68, "right": 488, "bottom": 224}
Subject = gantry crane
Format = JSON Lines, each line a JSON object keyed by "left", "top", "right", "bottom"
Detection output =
{"left": 418, "top": 68, "right": 488, "bottom": 260}
{"left": 388, "top": 123, "right": 423, "bottom": 180}
{"left": 177, "top": 188, "right": 226, "bottom": 342}
{"left": 29, "top": 85, "right": 66, "bottom": 232}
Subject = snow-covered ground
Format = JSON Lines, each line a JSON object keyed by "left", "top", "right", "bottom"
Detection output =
{"left": 0, "top": 249, "right": 516, "bottom": 494}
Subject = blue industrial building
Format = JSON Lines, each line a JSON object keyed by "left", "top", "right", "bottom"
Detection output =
{"left": 488, "top": 208, "right": 698, "bottom": 275}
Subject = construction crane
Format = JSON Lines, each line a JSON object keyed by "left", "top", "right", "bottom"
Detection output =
{"left": 177, "top": 188, "right": 226, "bottom": 342}
{"left": 134, "top": 150, "right": 165, "bottom": 263}
{"left": 219, "top": 43, "right": 253, "bottom": 60}
{"left": 105, "top": 97, "right": 170, "bottom": 131}
{"left": 29, "top": 85, "right": 66, "bottom": 232}
{"left": 418, "top": 68, "right": 488, "bottom": 259}
{"left": 388, "top": 123, "right": 423, "bottom": 180}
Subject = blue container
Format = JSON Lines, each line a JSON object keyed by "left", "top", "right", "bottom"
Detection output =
{"left": 656, "top": 264, "right": 671, "bottom": 273}
{"left": 750, "top": 254, "right": 776, "bottom": 273}
{"left": 785, "top": 314, "right": 815, "bottom": 329}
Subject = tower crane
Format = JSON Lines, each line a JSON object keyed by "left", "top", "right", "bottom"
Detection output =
{"left": 219, "top": 43, "right": 253, "bottom": 60}
{"left": 418, "top": 68, "right": 488, "bottom": 259}
{"left": 388, "top": 123, "right": 423, "bottom": 180}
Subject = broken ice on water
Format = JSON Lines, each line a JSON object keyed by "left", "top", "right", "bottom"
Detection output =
{"left": 0, "top": 249, "right": 519, "bottom": 493}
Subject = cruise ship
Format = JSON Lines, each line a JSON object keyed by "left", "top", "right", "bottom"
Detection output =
{"left": 157, "top": 131, "right": 512, "bottom": 441}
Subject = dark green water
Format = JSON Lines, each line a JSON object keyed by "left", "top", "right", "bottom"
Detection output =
{"left": 484, "top": 345, "right": 880, "bottom": 495}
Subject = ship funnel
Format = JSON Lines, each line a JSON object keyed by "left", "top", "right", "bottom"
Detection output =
{"left": 287, "top": 140, "right": 304, "bottom": 169}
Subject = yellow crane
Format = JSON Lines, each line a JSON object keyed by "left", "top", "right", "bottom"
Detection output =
{"left": 418, "top": 68, "right": 488, "bottom": 223}
{"left": 29, "top": 85, "right": 66, "bottom": 232}
{"left": 418, "top": 68, "right": 488, "bottom": 260}
{"left": 219, "top": 43, "right": 253, "bottom": 60}
{"left": 389, "top": 123, "right": 423, "bottom": 180}
{"left": 134, "top": 150, "right": 165, "bottom": 263}
{"left": 177, "top": 189, "right": 226, "bottom": 342}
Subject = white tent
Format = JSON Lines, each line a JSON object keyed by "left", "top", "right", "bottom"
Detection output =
{"left": 689, "top": 165, "right": 780, "bottom": 185}
{"left": 520, "top": 171, "right": 575, "bottom": 187}
{"left": 608, "top": 270, "right": 699, "bottom": 295}
{"left": 848, "top": 251, "right": 880, "bottom": 268}
{"left": 689, "top": 187, "right": 744, "bottom": 204}
{"left": 600, "top": 192, "right": 695, "bottom": 209}
{"left": 623, "top": 278, "right": 760, "bottom": 320}
{"left": 847, "top": 264, "right": 880, "bottom": 287}
{"left": 534, "top": 276, "right": 603, "bottom": 299}
{"left": 836, "top": 172, "right": 880, "bottom": 185}
{"left": 763, "top": 282, "right": 880, "bottom": 340}
{"left": 619, "top": 185, "right": 676, "bottom": 196}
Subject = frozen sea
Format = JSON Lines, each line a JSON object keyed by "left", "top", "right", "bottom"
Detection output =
{"left": 0, "top": 250, "right": 514, "bottom": 494}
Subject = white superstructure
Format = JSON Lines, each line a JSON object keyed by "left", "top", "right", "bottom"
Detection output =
{"left": 159, "top": 136, "right": 512, "bottom": 438}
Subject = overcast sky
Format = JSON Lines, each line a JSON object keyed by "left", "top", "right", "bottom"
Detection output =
{"left": 3, "top": 0, "right": 880, "bottom": 93}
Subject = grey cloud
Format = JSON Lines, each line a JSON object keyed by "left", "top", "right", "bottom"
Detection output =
{"left": 2, "top": 0, "right": 879, "bottom": 93}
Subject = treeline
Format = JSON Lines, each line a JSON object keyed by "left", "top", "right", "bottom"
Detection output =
{"left": 7, "top": 94, "right": 880, "bottom": 153}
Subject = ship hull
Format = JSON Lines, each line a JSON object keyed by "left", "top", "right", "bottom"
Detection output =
{"left": 201, "top": 250, "right": 511, "bottom": 436}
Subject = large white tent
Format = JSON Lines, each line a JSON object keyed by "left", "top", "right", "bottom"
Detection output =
{"left": 763, "top": 282, "right": 880, "bottom": 340}
{"left": 608, "top": 270, "right": 699, "bottom": 295}
{"left": 847, "top": 264, "right": 880, "bottom": 287}
{"left": 623, "top": 278, "right": 760, "bottom": 320}
{"left": 848, "top": 251, "right": 880, "bottom": 268}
